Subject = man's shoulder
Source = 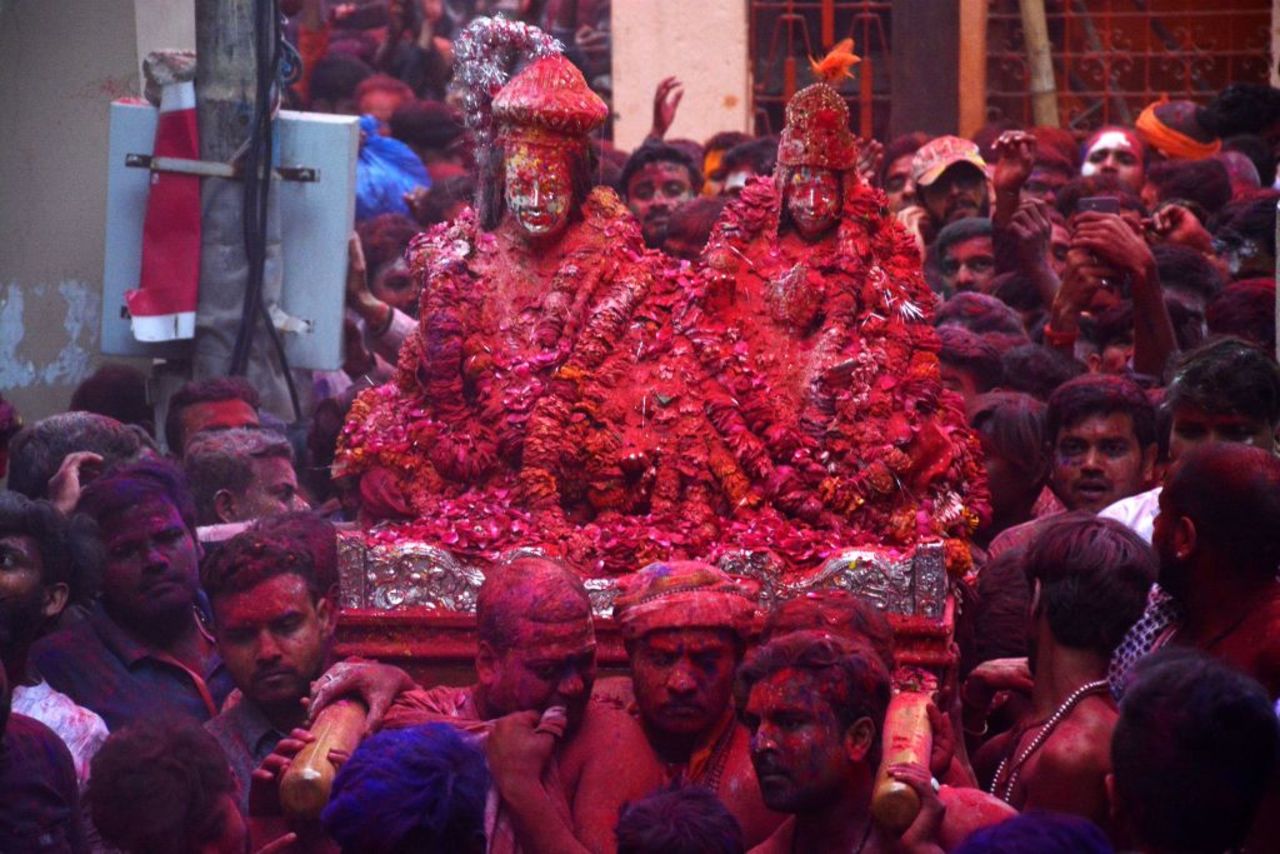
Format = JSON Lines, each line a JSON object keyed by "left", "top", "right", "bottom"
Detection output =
{"left": 1226, "top": 585, "right": 1280, "bottom": 697}
{"left": 204, "top": 702, "right": 250, "bottom": 745}
{"left": 574, "top": 696, "right": 650, "bottom": 747}
{"left": 11, "top": 681, "right": 107, "bottom": 735}
{"left": 2, "top": 713, "right": 76, "bottom": 777}
{"left": 559, "top": 698, "right": 661, "bottom": 783}
{"left": 937, "top": 787, "right": 1018, "bottom": 848}
{"left": 987, "top": 515, "right": 1054, "bottom": 559}
{"left": 30, "top": 615, "right": 101, "bottom": 656}
{"left": 747, "top": 816, "right": 794, "bottom": 854}
{"left": 29, "top": 617, "right": 111, "bottom": 680}
{"left": 1099, "top": 486, "right": 1161, "bottom": 541}
{"left": 1038, "top": 701, "right": 1117, "bottom": 776}
{"left": 382, "top": 683, "right": 480, "bottom": 730}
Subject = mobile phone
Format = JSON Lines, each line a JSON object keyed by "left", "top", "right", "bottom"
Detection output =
{"left": 1078, "top": 196, "right": 1121, "bottom": 215}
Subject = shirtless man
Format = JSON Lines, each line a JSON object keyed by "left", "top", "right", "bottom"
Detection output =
{"left": 966, "top": 514, "right": 1155, "bottom": 831}
{"left": 608, "top": 561, "right": 782, "bottom": 847}
{"left": 314, "top": 556, "right": 663, "bottom": 854}
{"left": 739, "top": 631, "right": 963, "bottom": 854}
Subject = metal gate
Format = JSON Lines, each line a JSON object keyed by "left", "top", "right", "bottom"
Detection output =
{"left": 985, "top": 0, "right": 1272, "bottom": 131}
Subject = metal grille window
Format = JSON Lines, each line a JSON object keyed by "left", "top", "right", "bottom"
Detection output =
{"left": 986, "top": 0, "right": 1272, "bottom": 132}
{"left": 748, "top": 0, "right": 893, "bottom": 138}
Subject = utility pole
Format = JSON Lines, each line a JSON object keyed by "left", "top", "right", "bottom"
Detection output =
{"left": 191, "top": 0, "right": 293, "bottom": 421}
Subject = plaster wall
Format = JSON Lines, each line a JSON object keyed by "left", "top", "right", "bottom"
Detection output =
{"left": 611, "top": 0, "right": 752, "bottom": 152}
{"left": 0, "top": 0, "right": 193, "bottom": 433}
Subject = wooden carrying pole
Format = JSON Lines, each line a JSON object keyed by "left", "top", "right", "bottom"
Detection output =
{"left": 279, "top": 698, "right": 367, "bottom": 819}
{"left": 1019, "top": 0, "right": 1060, "bottom": 127}
{"left": 871, "top": 692, "right": 934, "bottom": 832}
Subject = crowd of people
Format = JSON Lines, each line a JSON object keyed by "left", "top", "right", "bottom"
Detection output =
{"left": 3, "top": 0, "right": 1280, "bottom": 851}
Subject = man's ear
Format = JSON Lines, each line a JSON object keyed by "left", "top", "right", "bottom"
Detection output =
{"left": 1140, "top": 444, "right": 1158, "bottom": 486}
{"left": 1085, "top": 352, "right": 1102, "bottom": 373}
{"left": 316, "top": 594, "right": 338, "bottom": 639}
{"left": 213, "top": 489, "right": 239, "bottom": 524}
{"left": 40, "top": 582, "right": 70, "bottom": 621}
{"left": 1174, "top": 515, "right": 1197, "bottom": 561}
{"left": 844, "top": 716, "right": 877, "bottom": 764}
{"left": 1028, "top": 578, "right": 1043, "bottom": 618}
{"left": 476, "top": 641, "right": 500, "bottom": 688}
{"left": 1105, "top": 772, "right": 1125, "bottom": 833}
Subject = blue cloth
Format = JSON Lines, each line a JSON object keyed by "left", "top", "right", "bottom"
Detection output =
{"left": 355, "top": 114, "right": 431, "bottom": 222}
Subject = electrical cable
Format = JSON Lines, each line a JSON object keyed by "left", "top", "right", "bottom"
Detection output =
{"left": 229, "top": 0, "right": 301, "bottom": 420}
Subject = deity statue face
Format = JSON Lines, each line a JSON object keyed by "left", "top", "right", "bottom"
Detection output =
{"left": 504, "top": 140, "right": 574, "bottom": 243}
{"left": 784, "top": 166, "right": 842, "bottom": 241}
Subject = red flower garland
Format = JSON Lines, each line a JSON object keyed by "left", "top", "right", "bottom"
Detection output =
{"left": 335, "top": 177, "right": 990, "bottom": 578}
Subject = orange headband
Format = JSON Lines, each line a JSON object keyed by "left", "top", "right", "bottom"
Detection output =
{"left": 1136, "top": 103, "right": 1221, "bottom": 161}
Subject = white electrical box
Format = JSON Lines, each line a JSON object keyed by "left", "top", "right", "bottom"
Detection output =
{"left": 101, "top": 101, "right": 359, "bottom": 371}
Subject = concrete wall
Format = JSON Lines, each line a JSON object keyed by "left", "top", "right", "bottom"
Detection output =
{"left": 0, "top": 0, "right": 139, "bottom": 426}
{"left": 0, "top": 0, "right": 194, "bottom": 430}
{"left": 611, "top": 0, "right": 751, "bottom": 151}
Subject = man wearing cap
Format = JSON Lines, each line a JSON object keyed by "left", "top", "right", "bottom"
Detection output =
{"left": 900, "top": 135, "right": 991, "bottom": 251}
{"left": 610, "top": 561, "right": 783, "bottom": 848}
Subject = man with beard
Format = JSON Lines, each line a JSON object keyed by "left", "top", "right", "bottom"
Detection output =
{"left": 739, "top": 631, "right": 994, "bottom": 854}
{"left": 900, "top": 135, "right": 990, "bottom": 250}
{"left": 610, "top": 561, "right": 782, "bottom": 848}
{"left": 31, "top": 461, "right": 234, "bottom": 730}
{"left": 965, "top": 514, "right": 1155, "bottom": 832}
{"left": 314, "top": 556, "right": 663, "bottom": 853}
{"left": 1149, "top": 443, "right": 1280, "bottom": 698}
{"left": 621, "top": 141, "right": 701, "bottom": 251}
{"left": 201, "top": 525, "right": 337, "bottom": 810}
{"left": 0, "top": 491, "right": 107, "bottom": 786}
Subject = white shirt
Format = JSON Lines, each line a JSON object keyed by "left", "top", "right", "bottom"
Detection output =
{"left": 1098, "top": 485, "right": 1162, "bottom": 543}
{"left": 11, "top": 679, "right": 109, "bottom": 788}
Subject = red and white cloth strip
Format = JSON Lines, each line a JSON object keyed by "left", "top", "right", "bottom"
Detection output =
{"left": 125, "top": 80, "right": 201, "bottom": 341}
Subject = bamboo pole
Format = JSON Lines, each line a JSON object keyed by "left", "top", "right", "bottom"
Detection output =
{"left": 1019, "top": 0, "right": 1060, "bottom": 127}
{"left": 957, "top": 0, "right": 988, "bottom": 139}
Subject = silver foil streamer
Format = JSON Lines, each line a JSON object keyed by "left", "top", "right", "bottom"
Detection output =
{"left": 452, "top": 16, "right": 563, "bottom": 151}
{"left": 340, "top": 533, "right": 948, "bottom": 619}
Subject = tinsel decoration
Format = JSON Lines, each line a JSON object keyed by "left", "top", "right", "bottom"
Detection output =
{"left": 452, "top": 16, "right": 563, "bottom": 227}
